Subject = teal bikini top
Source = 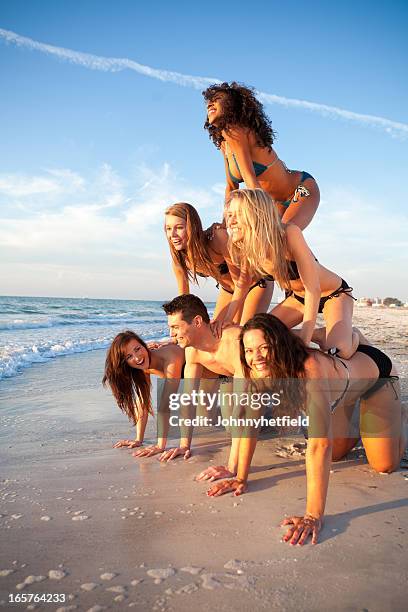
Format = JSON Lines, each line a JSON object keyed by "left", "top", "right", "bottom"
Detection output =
{"left": 225, "top": 142, "right": 279, "bottom": 184}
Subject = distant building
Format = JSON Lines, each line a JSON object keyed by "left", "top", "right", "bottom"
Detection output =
{"left": 356, "top": 297, "right": 373, "bottom": 307}
{"left": 356, "top": 297, "right": 406, "bottom": 308}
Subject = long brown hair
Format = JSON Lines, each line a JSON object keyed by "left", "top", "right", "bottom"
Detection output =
{"left": 240, "top": 314, "right": 310, "bottom": 379}
{"left": 239, "top": 314, "right": 310, "bottom": 419}
{"left": 102, "top": 331, "right": 153, "bottom": 424}
{"left": 165, "top": 202, "right": 222, "bottom": 284}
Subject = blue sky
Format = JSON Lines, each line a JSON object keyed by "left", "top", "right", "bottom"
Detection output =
{"left": 0, "top": 0, "right": 407, "bottom": 301}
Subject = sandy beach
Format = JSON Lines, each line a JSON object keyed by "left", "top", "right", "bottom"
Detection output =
{"left": 1, "top": 308, "right": 408, "bottom": 611}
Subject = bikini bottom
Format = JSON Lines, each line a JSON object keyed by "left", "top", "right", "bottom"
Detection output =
{"left": 217, "top": 275, "right": 275, "bottom": 295}
{"left": 356, "top": 344, "right": 398, "bottom": 400}
{"left": 286, "top": 279, "right": 356, "bottom": 314}
{"left": 280, "top": 171, "right": 315, "bottom": 208}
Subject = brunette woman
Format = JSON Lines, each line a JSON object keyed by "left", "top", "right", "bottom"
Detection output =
{"left": 203, "top": 82, "right": 319, "bottom": 230}
{"left": 207, "top": 314, "right": 406, "bottom": 545}
{"left": 103, "top": 330, "right": 190, "bottom": 461}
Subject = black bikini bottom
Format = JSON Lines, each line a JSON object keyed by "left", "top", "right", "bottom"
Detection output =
{"left": 356, "top": 344, "right": 398, "bottom": 400}
{"left": 287, "top": 279, "right": 356, "bottom": 313}
{"left": 217, "top": 275, "right": 274, "bottom": 295}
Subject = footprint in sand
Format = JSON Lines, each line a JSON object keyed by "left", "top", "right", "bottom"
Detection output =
{"left": 106, "top": 585, "right": 126, "bottom": 594}
{"left": 81, "top": 583, "right": 98, "bottom": 591}
{"left": 49, "top": 570, "right": 67, "bottom": 580}
{"left": 16, "top": 575, "right": 46, "bottom": 590}
{"left": 100, "top": 572, "right": 117, "bottom": 581}
{"left": 180, "top": 566, "right": 203, "bottom": 575}
{"left": 176, "top": 583, "right": 199, "bottom": 594}
{"left": 146, "top": 568, "right": 176, "bottom": 583}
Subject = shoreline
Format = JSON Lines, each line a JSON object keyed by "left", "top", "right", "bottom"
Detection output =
{"left": 1, "top": 308, "right": 408, "bottom": 610}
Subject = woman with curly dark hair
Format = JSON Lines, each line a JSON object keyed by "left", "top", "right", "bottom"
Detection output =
{"left": 203, "top": 82, "right": 320, "bottom": 230}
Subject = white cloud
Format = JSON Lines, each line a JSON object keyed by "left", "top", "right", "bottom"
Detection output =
{"left": 0, "top": 163, "right": 406, "bottom": 300}
{"left": 1, "top": 27, "right": 407, "bottom": 140}
{"left": 0, "top": 162, "right": 222, "bottom": 299}
{"left": 305, "top": 185, "right": 408, "bottom": 299}
{"left": 0, "top": 168, "right": 85, "bottom": 207}
{"left": 0, "top": 174, "right": 60, "bottom": 197}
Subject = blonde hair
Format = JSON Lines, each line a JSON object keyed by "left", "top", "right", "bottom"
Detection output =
{"left": 165, "top": 203, "right": 222, "bottom": 284}
{"left": 228, "top": 189, "right": 290, "bottom": 288}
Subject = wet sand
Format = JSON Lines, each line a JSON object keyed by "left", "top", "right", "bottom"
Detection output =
{"left": 1, "top": 308, "right": 407, "bottom": 611}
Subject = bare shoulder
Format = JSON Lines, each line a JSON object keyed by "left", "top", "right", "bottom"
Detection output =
{"left": 161, "top": 343, "right": 184, "bottom": 362}
{"left": 222, "top": 325, "right": 242, "bottom": 343}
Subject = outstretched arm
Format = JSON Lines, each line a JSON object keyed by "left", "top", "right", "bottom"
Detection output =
{"left": 158, "top": 352, "right": 203, "bottom": 461}
{"left": 207, "top": 373, "right": 258, "bottom": 497}
{"left": 282, "top": 362, "right": 332, "bottom": 545}
{"left": 286, "top": 224, "right": 320, "bottom": 346}
{"left": 135, "top": 410, "right": 148, "bottom": 444}
{"left": 132, "top": 356, "right": 183, "bottom": 459}
{"left": 211, "top": 227, "right": 252, "bottom": 324}
{"left": 113, "top": 409, "right": 149, "bottom": 449}
{"left": 223, "top": 262, "right": 253, "bottom": 324}
{"left": 224, "top": 128, "right": 261, "bottom": 190}
{"left": 221, "top": 143, "right": 239, "bottom": 203}
{"left": 172, "top": 261, "right": 189, "bottom": 295}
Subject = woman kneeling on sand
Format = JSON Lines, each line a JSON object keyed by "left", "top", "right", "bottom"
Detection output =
{"left": 103, "top": 330, "right": 191, "bottom": 462}
{"left": 207, "top": 314, "right": 406, "bottom": 545}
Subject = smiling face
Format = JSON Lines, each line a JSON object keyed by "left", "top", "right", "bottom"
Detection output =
{"left": 165, "top": 214, "right": 188, "bottom": 251}
{"left": 242, "top": 329, "right": 271, "bottom": 378}
{"left": 206, "top": 93, "right": 227, "bottom": 124}
{"left": 167, "top": 311, "right": 199, "bottom": 349}
{"left": 122, "top": 338, "right": 149, "bottom": 370}
{"left": 225, "top": 197, "right": 244, "bottom": 243}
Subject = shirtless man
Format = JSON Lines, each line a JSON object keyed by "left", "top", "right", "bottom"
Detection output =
{"left": 162, "top": 294, "right": 245, "bottom": 481}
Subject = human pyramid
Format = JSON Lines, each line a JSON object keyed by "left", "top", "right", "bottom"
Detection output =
{"left": 103, "top": 82, "right": 406, "bottom": 545}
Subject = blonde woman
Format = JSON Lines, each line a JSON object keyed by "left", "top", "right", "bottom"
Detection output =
{"left": 165, "top": 202, "right": 273, "bottom": 326}
{"left": 226, "top": 189, "right": 358, "bottom": 358}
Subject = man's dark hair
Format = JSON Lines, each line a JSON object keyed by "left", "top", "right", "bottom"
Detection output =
{"left": 162, "top": 294, "right": 210, "bottom": 324}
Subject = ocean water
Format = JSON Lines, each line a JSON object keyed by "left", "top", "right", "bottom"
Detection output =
{"left": 0, "top": 295, "right": 212, "bottom": 381}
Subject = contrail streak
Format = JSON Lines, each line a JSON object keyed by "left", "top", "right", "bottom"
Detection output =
{"left": 1, "top": 27, "right": 407, "bottom": 139}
